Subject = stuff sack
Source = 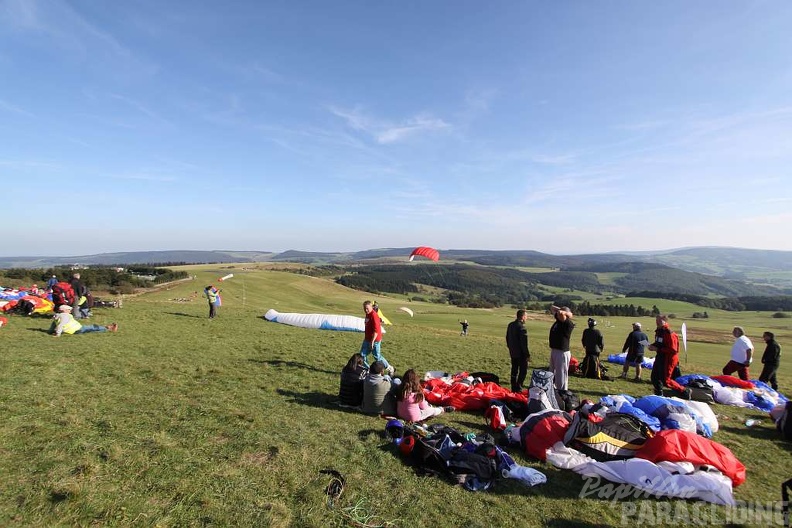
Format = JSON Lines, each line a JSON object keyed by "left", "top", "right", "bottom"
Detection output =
{"left": 51, "top": 282, "right": 75, "bottom": 308}
{"left": 564, "top": 411, "right": 653, "bottom": 462}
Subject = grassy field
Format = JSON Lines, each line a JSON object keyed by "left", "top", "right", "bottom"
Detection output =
{"left": 1, "top": 265, "right": 790, "bottom": 527}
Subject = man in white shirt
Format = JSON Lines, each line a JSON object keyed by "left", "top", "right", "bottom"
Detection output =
{"left": 721, "top": 326, "right": 753, "bottom": 381}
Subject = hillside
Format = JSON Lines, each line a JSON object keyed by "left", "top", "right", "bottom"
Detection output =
{"left": 2, "top": 246, "right": 792, "bottom": 297}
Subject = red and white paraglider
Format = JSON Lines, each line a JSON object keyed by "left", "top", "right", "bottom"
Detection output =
{"left": 408, "top": 246, "right": 440, "bottom": 262}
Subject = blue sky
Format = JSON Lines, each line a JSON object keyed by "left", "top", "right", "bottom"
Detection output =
{"left": 2, "top": 1, "right": 791, "bottom": 257}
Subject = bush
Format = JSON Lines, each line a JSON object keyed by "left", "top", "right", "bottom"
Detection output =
{"left": 772, "top": 312, "right": 790, "bottom": 318}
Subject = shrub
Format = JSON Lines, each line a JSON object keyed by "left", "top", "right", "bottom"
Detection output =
{"left": 772, "top": 312, "right": 790, "bottom": 318}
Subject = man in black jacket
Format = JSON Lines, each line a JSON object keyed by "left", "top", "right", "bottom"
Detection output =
{"left": 759, "top": 331, "right": 781, "bottom": 391}
{"left": 506, "top": 310, "right": 530, "bottom": 392}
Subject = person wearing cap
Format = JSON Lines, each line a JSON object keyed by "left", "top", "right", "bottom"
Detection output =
{"left": 49, "top": 305, "right": 118, "bottom": 337}
{"left": 506, "top": 309, "right": 530, "bottom": 392}
{"left": 548, "top": 305, "right": 575, "bottom": 390}
{"left": 459, "top": 319, "right": 469, "bottom": 336}
{"left": 648, "top": 315, "right": 688, "bottom": 397}
{"left": 46, "top": 275, "right": 59, "bottom": 290}
{"left": 722, "top": 326, "right": 753, "bottom": 381}
{"left": 580, "top": 318, "right": 604, "bottom": 378}
{"left": 620, "top": 322, "right": 649, "bottom": 380}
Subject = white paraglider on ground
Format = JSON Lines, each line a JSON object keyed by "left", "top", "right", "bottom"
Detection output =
{"left": 263, "top": 309, "right": 386, "bottom": 333}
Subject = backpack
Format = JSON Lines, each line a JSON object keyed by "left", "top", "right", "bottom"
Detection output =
{"left": 526, "top": 370, "right": 561, "bottom": 415}
{"left": 564, "top": 411, "right": 653, "bottom": 462}
{"left": 51, "top": 282, "right": 75, "bottom": 307}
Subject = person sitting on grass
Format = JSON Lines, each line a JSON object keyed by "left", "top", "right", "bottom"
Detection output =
{"left": 362, "top": 361, "right": 393, "bottom": 415}
{"left": 50, "top": 305, "right": 118, "bottom": 337}
{"left": 338, "top": 353, "right": 368, "bottom": 408}
{"left": 396, "top": 369, "right": 454, "bottom": 423}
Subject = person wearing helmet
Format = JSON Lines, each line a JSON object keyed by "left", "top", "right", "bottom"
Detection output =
{"left": 620, "top": 322, "right": 649, "bottom": 380}
{"left": 580, "top": 317, "right": 604, "bottom": 379}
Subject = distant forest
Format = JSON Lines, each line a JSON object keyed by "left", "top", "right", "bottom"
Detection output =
{"left": 330, "top": 263, "right": 792, "bottom": 312}
{"left": 0, "top": 266, "right": 189, "bottom": 294}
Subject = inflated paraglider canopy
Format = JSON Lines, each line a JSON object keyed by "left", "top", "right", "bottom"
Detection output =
{"left": 264, "top": 309, "right": 385, "bottom": 333}
{"left": 399, "top": 306, "right": 414, "bottom": 317}
{"left": 409, "top": 246, "right": 440, "bottom": 262}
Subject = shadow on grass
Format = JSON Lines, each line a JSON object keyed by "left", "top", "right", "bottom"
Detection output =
{"left": 164, "top": 311, "right": 203, "bottom": 318}
{"left": 719, "top": 422, "right": 783, "bottom": 441}
{"left": 252, "top": 359, "right": 337, "bottom": 375}
{"left": 275, "top": 388, "right": 379, "bottom": 419}
{"left": 29, "top": 327, "right": 52, "bottom": 334}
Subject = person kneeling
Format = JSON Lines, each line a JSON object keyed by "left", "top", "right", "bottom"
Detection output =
{"left": 396, "top": 369, "right": 453, "bottom": 423}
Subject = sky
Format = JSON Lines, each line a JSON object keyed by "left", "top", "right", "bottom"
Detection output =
{"left": 2, "top": 0, "right": 792, "bottom": 257}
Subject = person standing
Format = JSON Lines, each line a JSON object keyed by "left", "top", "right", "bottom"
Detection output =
{"left": 70, "top": 273, "right": 87, "bottom": 319}
{"left": 648, "top": 315, "right": 688, "bottom": 397}
{"left": 722, "top": 326, "right": 753, "bottom": 381}
{"left": 580, "top": 317, "right": 604, "bottom": 378}
{"left": 758, "top": 331, "right": 781, "bottom": 391}
{"left": 46, "top": 274, "right": 58, "bottom": 290}
{"left": 620, "top": 322, "right": 649, "bottom": 380}
{"left": 548, "top": 305, "right": 575, "bottom": 391}
{"left": 506, "top": 310, "right": 530, "bottom": 392}
{"left": 361, "top": 300, "right": 393, "bottom": 375}
{"left": 204, "top": 285, "right": 219, "bottom": 318}
{"left": 460, "top": 319, "right": 469, "bottom": 336}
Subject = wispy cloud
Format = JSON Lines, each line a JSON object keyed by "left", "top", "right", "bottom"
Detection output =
{"left": 328, "top": 106, "right": 451, "bottom": 144}
{"left": 110, "top": 94, "right": 173, "bottom": 127}
{"left": 0, "top": 98, "right": 34, "bottom": 117}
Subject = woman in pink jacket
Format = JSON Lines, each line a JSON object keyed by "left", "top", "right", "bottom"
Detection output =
{"left": 396, "top": 369, "right": 453, "bottom": 422}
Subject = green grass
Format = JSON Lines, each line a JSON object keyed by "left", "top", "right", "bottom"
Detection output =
{"left": 1, "top": 266, "right": 790, "bottom": 527}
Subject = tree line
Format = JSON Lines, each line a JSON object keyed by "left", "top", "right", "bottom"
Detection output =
{"left": 0, "top": 266, "right": 189, "bottom": 294}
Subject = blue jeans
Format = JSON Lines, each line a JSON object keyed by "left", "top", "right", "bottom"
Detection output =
{"left": 360, "top": 341, "right": 389, "bottom": 369}
{"left": 76, "top": 324, "right": 107, "bottom": 334}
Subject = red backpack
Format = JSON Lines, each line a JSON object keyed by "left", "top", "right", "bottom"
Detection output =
{"left": 51, "top": 281, "right": 75, "bottom": 307}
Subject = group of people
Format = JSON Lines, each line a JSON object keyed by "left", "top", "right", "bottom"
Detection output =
{"left": 336, "top": 300, "right": 455, "bottom": 422}
{"left": 338, "top": 298, "right": 782, "bottom": 421}
{"left": 506, "top": 305, "right": 575, "bottom": 393}
{"left": 505, "top": 307, "right": 783, "bottom": 397}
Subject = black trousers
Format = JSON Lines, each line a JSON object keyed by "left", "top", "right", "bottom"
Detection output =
{"left": 758, "top": 363, "right": 779, "bottom": 390}
{"left": 510, "top": 354, "right": 528, "bottom": 391}
{"left": 209, "top": 302, "right": 217, "bottom": 319}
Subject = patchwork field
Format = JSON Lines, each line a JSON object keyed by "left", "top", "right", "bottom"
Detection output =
{"left": 1, "top": 265, "right": 790, "bottom": 527}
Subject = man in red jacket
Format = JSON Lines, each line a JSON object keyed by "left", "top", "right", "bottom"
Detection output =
{"left": 648, "top": 315, "right": 689, "bottom": 397}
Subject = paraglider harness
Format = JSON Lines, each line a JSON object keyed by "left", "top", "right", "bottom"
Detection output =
{"left": 385, "top": 421, "right": 501, "bottom": 491}
{"left": 51, "top": 281, "right": 75, "bottom": 308}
